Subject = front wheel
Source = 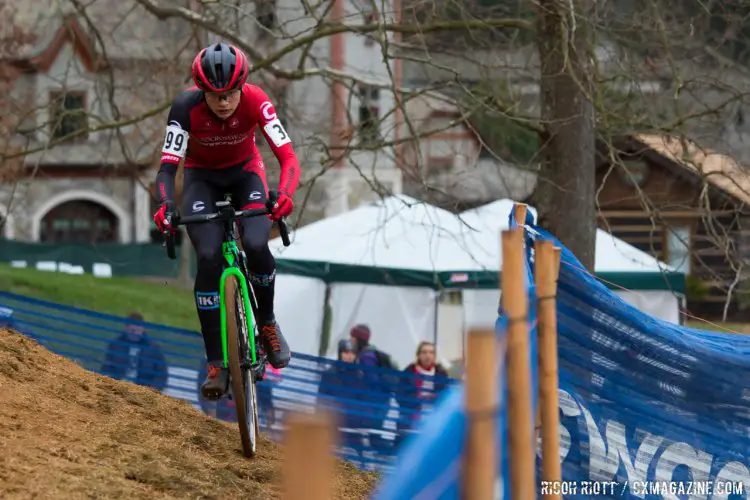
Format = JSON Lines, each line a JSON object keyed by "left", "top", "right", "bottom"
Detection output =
{"left": 224, "top": 274, "right": 260, "bottom": 458}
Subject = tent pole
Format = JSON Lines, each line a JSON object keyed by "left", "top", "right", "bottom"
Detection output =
{"left": 318, "top": 284, "right": 333, "bottom": 357}
{"left": 433, "top": 289, "right": 440, "bottom": 348}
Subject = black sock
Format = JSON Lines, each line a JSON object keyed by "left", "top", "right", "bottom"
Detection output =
{"left": 249, "top": 270, "right": 276, "bottom": 323}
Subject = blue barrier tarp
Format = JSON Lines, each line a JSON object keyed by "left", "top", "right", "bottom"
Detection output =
{"left": 376, "top": 208, "right": 750, "bottom": 499}
{"left": 0, "top": 290, "right": 455, "bottom": 473}
{"left": 374, "top": 205, "right": 539, "bottom": 499}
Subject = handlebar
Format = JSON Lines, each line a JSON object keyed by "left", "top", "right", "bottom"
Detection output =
{"left": 163, "top": 190, "right": 291, "bottom": 260}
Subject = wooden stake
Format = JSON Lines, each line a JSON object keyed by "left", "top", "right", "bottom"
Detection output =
{"left": 283, "top": 411, "right": 336, "bottom": 500}
{"left": 502, "top": 227, "right": 536, "bottom": 500}
{"left": 514, "top": 203, "right": 528, "bottom": 226}
{"left": 535, "top": 241, "right": 562, "bottom": 499}
{"left": 462, "top": 328, "right": 500, "bottom": 500}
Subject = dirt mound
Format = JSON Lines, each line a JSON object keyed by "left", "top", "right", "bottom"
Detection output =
{"left": 0, "top": 330, "right": 377, "bottom": 499}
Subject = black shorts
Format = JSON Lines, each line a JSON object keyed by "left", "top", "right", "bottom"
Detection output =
{"left": 181, "top": 164, "right": 269, "bottom": 215}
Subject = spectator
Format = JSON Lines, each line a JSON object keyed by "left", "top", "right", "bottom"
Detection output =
{"left": 318, "top": 339, "right": 365, "bottom": 428}
{"left": 349, "top": 324, "right": 396, "bottom": 369}
{"left": 349, "top": 324, "right": 397, "bottom": 454}
{"left": 318, "top": 339, "right": 372, "bottom": 458}
{"left": 395, "top": 341, "right": 450, "bottom": 447}
{"left": 101, "top": 312, "right": 168, "bottom": 392}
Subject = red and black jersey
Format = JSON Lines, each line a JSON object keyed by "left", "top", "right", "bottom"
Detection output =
{"left": 157, "top": 83, "right": 300, "bottom": 200}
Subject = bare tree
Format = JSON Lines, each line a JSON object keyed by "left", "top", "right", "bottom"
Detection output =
{"left": 533, "top": 0, "right": 597, "bottom": 269}
{"left": 5, "top": 0, "right": 750, "bottom": 319}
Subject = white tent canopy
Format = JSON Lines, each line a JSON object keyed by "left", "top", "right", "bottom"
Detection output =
{"left": 270, "top": 196, "right": 685, "bottom": 367}
{"left": 269, "top": 195, "right": 485, "bottom": 278}
{"left": 458, "top": 199, "right": 684, "bottom": 328}
{"left": 270, "top": 195, "right": 483, "bottom": 368}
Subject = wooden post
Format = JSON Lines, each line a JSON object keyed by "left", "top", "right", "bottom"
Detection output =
{"left": 553, "top": 247, "right": 561, "bottom": 277}
{"left": 283, "top": 411, "right": 336, "bottom": 500}
{"left": 535, "top": 241, "right": 562, "bottom": 500}
{"left": 462, "top": 328, "right": 500, "bottom": 500}
{"left": 502, "top": 227, "right": 536, "bottom": 500}
{"left": 514, "top": 203, "right": 528, "bottom": 227}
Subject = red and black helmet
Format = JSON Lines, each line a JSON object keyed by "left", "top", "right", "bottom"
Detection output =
{"left": 191, "top": 43, "right": 249, "bottom": 93}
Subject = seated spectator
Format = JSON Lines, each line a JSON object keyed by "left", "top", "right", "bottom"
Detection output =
{"left": 101, "top": 312, "right": 167, "bottom": 391}
{"left": 395, "top": 341, "right": 450, "bottom": 447}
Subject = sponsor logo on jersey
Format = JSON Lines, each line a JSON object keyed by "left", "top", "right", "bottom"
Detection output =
{"left": 260, "top": 101, "right": 277, "bottom": 121}
{"left": 195, "top": 132, "right": 249, "bottom": 146}
{"left": 192, "top": 201, "right": 205, "bottom": 212}
{"left": 248, "top": 191, "right": 262, "bottom": 201}
{"left": 161, "top": 153, "right": 181, "bottom": 164}
{"left": 229, "top": 117, "right": 239, "bottom": 128}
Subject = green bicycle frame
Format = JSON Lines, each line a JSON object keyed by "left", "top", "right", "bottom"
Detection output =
{"left": 218, "top": 239, "right": 257, "bottom": 369}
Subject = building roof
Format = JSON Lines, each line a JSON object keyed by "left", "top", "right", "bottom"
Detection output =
{"left": 632, "top": 133, "right": 750, "bottom": 206}
{"left": 2, "top": 1, "right": 193, "bottom": 65}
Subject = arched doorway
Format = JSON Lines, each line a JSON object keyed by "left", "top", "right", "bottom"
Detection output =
{"left": 40, "top": 200, "right": 118, "bottom": 243}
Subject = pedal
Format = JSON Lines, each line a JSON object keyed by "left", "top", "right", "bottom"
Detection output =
{"left": 254, "top": 362, "right": 267, "bottom": 381}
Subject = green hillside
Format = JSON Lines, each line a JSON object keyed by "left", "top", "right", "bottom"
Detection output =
{"left": 0, "top": 265, "right": 198, "bottom": 330}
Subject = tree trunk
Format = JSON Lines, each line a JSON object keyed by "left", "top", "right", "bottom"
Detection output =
{"left": 534, "top": 0, "right": 597, "bottom": 271}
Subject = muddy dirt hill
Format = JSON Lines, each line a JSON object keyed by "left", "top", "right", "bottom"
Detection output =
{"left": 0, "top": 329, "right": 377, "bottom": 499}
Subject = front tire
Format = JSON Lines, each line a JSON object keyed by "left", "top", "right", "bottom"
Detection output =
{"left": 224, "top": 274, "right": 258, "bottom": 458}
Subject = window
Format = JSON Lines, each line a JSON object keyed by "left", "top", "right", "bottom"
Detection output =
{"left": 428, "top": 157, "right": 454, "bottom": 174}
{"left": 50, "top": 91, "right": 88, "bottom": 141}
{"left": 358, "top": 85, "right": 380, "bottom": 144}
{"left": 256, "top": 0, "right": 277, "bottom": 35}
{"left": 361, "top": 1, "right": 376, "bottom": 46}
{"left": 666, "top": 225, "right": 691, "bottom": 275}
{"left": 617, "top": 159, "right": 650, "bottom": 187}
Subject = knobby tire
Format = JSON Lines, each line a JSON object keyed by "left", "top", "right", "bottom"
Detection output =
{"left": 224, "top": 274, "right": 259, "bottom": 458}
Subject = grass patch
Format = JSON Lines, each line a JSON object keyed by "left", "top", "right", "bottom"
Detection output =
{"left": 0, "top": 265, "right": 197, "bottom": 330}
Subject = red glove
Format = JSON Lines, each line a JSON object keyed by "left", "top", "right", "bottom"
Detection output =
{"left": 270, "top": 192, "right": 293, "bottom": 220}
{"left": 153, "top": 200, "right": 178, "bottom": 233}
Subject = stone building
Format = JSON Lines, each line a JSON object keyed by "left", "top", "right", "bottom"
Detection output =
{"left": 1, "top": 4, "right": 191, "bottom": 244}
{"left": 0, "top": 0, "right": 408, "bottom": 245}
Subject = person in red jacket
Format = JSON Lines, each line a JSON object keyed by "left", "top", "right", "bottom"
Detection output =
{"left": 395, "top": 341, "right": 451, "bottom": 446}
{"left": 153, "top": 43, "right": 299, "bottom": 400}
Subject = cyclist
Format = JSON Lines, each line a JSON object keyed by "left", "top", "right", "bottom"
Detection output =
{"left": 152, "top": 42, "right": 298, "bottom": 400}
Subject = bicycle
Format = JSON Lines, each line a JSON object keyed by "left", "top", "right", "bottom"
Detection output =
{"left": 162, "top": 191, "right": 291, "bottom": 458}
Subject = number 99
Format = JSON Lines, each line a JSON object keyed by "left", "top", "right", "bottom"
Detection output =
{"left": 165, "top": 131, "right": 184, "bottom": 152}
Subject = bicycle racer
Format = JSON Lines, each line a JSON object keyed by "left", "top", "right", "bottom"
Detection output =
{"left": 152, "top": 43, "right": 297, "bottom": 400}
